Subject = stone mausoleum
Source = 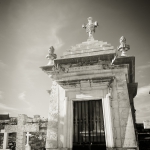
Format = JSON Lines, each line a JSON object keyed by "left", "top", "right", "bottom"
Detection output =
{"left": 41, "top": 17, "right": 138, "bottom": 150}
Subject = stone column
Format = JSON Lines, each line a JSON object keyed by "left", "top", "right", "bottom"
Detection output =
{"left": 115, "top": 72, "right": 137, "bottom": 148}
{"left": 46, "top": 81, "right": 59, "bottom": 149}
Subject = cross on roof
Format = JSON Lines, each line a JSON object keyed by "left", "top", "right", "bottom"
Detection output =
{"left": 82, "top": 17, "right": 98, "bottom": 41}
{"left": 5, "top": 114, "right": 39, "bottom": 150}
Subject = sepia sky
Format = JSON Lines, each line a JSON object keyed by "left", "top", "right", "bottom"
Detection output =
{"left": 0, "top": 0, "right": 150, "bottom": 122}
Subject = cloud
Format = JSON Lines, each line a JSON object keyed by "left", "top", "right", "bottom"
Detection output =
{"left": 135, "top": 84, "right": 150, "bottom": 122}
{"left": 18, "top": 91, "right": 33, "bottom": 110}
{"left": 18, "top": 91, "right": 30, "bottom": 105}
{"left": 0, "top": 60, "right": 7, "bottom": 68}
{"left": 18, "top": 91, "right": 26, "bottom": 100}
{"left": 0, "top": 102, "right": 17, "bottom": 111}
{"left": 137, "top": 63, "right": 150, "bottom": 70}
{"left": 136, "top": 84, "right": 150, "bottom": 98}
{"left": 49, "top": 27, "right": 64, "bottom": 50}
{"left": 0, "top": 91, "right": 3, "bottom": 99}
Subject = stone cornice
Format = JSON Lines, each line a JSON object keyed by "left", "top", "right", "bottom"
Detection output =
{"left": 55, "top": 53, "right": 115, "bottom": 65}
{"left": 114, "top": 56, "right": 135, "bottom": 83}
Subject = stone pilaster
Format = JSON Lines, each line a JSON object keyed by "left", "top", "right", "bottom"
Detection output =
{"left": 115, "top": 72, "right": 137, "bottom": 148}
{"left": 46, "top": 81, "right": 59, "bottom": 149}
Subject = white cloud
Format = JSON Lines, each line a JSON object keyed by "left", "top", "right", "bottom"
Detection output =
{"left": 18, "top": 91, "right": 26, "bottom": 100}
{"left": 18, "top": 91, "right": 33, "bottom": 108}
{"left": 137, "top": 63, "right": 150, "bottom": 70}
{"left": 135, "top": 84, "right": 150, "bottom": 122}
{"left": 49, "top": 27, "right": 64, "bottom": 50}
{"left": 0, "top": 60, "right": 7, "bottom": 68}
{"left": 136, "top": 84, "right": 150, "bottom": 98}
{"left": 0, "top": 102, "right": 17, "bottom": 111}
{"left": 0, "top": 91, "right": 3, "bottom": 99}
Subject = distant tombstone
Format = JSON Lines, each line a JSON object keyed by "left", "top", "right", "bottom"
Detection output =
{"left": 5, "top": 114, "right": 39, "bottom": 150}
{"left": 143, "top": 120, "right": 150, "bottom": 129}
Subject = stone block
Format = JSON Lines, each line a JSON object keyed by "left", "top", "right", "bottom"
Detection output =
{"left": 115, "top": 139, "right": 122, "bottom": 147}
{"left": 117, "top": 91, "right": 128, "bottom": 101}
{"left": 119, "top": 101, "right": 129, "bottom": 108}
{"left": 120, "top": 118, "right": 128, "bottom": 127}
{"left": 111, "top": 101, "right": 119, "bottom": 108}
{"left": 121, "top": 114, "right": 133, "bottom": 127}
{"left": 80, "top": 80, "right": 90, "bottom": 88}
{"left": 46, "top": 140, "right": 57, "bottom": 148}
{"left": 117, "top": 82, "right": 127, "bottom": 90}
{"left": 114, "top": 127, "right": 121, "bottom": 139}
{"left": 119, "top": 108, "right": 129, "bottom": 119}
{"left": 122, "top": 138, "right": 136, "bottom": 147}
{"left": 114, "top": 120, "right": 120, "bottom": 127}
{"left": 115, "top": 72, "right": 126, "bottom": 81}
{"left": 121, "top": 127, "right": 135, "bottom": 139}
{"left": 112, "top": 108, "right": 120, "bottom": 120}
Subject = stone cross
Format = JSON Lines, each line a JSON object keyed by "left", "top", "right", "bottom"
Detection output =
{"left": 0, "top": 129, "right": 9, "bottom": 150}
{"left": 25, "top": 132, "right": 31, "bottom": 150}
{"left": 26, "top": 132, "right": 31, "bottom": 145}
{"left": 5, "top": 114, "right": 39, "bottom": 150}
{"left": 82, "top": 17, "right": 98, "bottom": 41}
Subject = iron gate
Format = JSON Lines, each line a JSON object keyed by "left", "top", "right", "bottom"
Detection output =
{"left": 73, "top": 100, "right": 106, "bottom": 150}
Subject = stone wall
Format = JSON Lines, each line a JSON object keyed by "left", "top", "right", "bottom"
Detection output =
{"left": 46, "top": 81, "right": 59, "bottom": 149}
{"left": 111, "top": 72, "right": 137, "bottom": 148}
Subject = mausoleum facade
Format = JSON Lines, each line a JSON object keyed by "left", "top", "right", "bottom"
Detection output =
{"left": 41, "top": 17, "right": 138, "bottom": 150}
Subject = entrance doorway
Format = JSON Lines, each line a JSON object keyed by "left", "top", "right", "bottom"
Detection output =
{"left": 73, "top": 100, "right": 106, "bottom": 150}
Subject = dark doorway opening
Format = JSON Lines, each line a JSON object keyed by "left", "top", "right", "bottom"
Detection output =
{"left": 73, "top": 100, "right": 106, "bottom": 150}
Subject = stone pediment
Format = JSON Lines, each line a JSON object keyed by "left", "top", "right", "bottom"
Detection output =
{"left": 61, "top": 40, "right": 115, "bottom": 58}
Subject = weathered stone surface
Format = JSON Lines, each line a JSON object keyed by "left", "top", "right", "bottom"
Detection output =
{"left": 112, "top": 108, "right": 120, "bottom": 120}
{"left": 115, "top": 139, "right": 122, "bottom": 147}
{"left": 114, "top": 120, "right": 120, "bottom": 128}
{"left": 117, "top": 82, "right": 127, "bottom": 90}
{"left": 117, "top": 91, "right": 128, "bottom": 101}
{"left": 111, "top": 101, "right": 118, "bottom": 108}
{"left": 122, "top": 138, "right": 136, "bottom": 147}
{"left": 114, "top": 127, "right": 121, "bottom": 139}
{"left": 46, "top": 81, "right": 58, "bottom": 149}
{"left": 119, "top": 101, "right": 130, "bottom": 108}
{"left": 62, "top": 40, "right": 115, "bottom": 58}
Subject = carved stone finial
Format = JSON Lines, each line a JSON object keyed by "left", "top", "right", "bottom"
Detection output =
{"left": 46, "top": 46, "right": 57, "bottom": 65}
{"left": 82, "top": 17, "right": 98, "bottom": 41}
{"left": 117, "top": 36, "right": 130, "bottom": 57}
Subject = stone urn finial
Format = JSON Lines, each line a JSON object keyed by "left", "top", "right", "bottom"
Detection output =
{"left": 117, "top": 36, "right": 130, "bottom": 57}
{"left": 46, "top": 46, "right": 57, "bottom": 65}
{"left": 82, "top": 17, "right": 98, "bottom": 41}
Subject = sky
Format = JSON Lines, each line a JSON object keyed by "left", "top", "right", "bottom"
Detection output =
{"left": 0, "top": 0, "right": 150, "bottom": 123}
